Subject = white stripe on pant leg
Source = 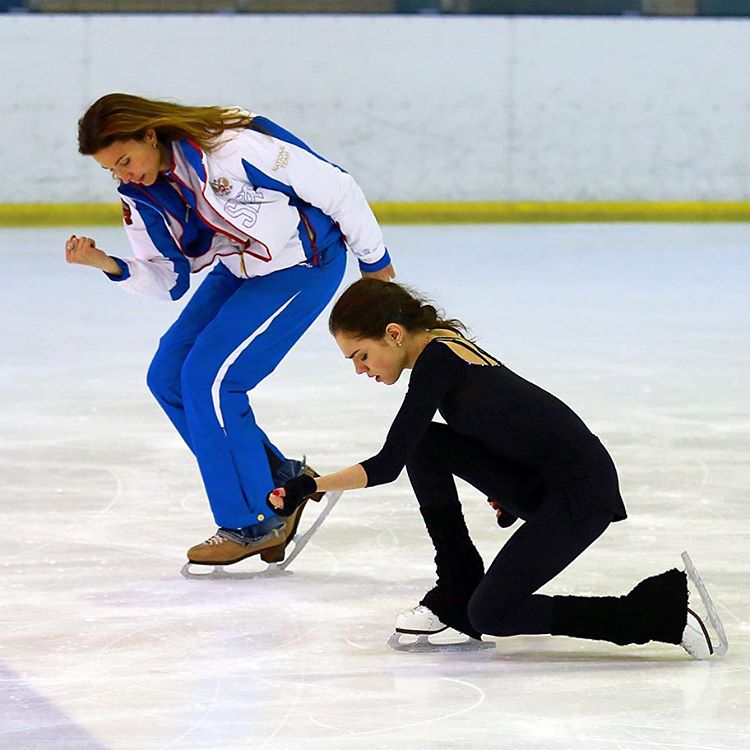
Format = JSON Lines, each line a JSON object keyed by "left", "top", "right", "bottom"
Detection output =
{"left": 210, "top": 291, "right": 301, "bottom": 432}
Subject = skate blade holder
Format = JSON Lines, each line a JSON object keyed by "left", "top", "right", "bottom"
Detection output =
{"left": 388, "top": 628, "right": 495, "bottom": 653}
{"left": 180, "top": 491, "right": 343, "bottom": 580}
{"left": 681, "top": 551, "right": 729, "bottom": 657}
{"left": 180, "top": 561, "right": 291, "bottom": 580}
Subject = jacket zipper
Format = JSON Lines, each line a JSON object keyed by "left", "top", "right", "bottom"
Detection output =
{"left": 186, "top": 191, "right": 248, "bottom": 277}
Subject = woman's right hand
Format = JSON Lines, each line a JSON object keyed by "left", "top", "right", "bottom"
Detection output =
{"left": 361, "top": 263, "right": 395, "bottom": 282}
{"left": 65, "top": 234, "right": 122, "bottom": 275}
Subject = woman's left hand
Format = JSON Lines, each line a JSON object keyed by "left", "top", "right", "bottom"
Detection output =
{"left": 361, "top": 263, "right": 395, "bottom": 282}
{"left": 267, "top": 473, "right": 318, "bottom": 517}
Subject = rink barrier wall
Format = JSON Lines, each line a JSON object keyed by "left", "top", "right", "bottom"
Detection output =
{"left": 3, "top": 202, "right": 750, "bottom": 227}
{"left": 4, "top": 16, "right": 750, "bottom": 204}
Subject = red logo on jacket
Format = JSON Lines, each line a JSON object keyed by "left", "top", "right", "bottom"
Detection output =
{"left": 121, "top": 200, "right": 133, "bottom": 226}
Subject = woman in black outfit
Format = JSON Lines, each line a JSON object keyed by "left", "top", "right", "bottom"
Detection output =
{"left": 269, "top": 279, "right": 724, "bottom": 659}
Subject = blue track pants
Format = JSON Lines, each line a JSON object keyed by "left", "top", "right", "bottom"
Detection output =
{"left": 147, "top": 245, "right": 346, "bottom": 528}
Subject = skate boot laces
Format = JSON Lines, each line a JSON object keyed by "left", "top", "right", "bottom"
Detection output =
{"left": 201, "top": 532, "right": 226, "bottom": 546}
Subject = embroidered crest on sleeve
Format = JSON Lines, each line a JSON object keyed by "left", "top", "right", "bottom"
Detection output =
{"left": 120, "top": 199, "right": 133, "bottom": 226}
{"left": 210, "top": 176, "right": 233, "bottom": 196}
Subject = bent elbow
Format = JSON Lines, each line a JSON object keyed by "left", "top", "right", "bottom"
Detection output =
{"left": 382, "top": 466, "right": 403, "bottom": 485}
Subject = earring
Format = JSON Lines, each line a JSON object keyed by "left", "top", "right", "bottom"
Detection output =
{"left": 396, "top": 341, "right": 403, "bottom": 347}
{"left": 152, "top": 142, "right": 158, "bottom": 149}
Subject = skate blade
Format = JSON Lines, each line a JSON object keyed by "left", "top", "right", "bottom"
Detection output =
{"left": 180, "top": 561, "right": 291, "bottom": 580}
{"left": 681, "top": 551, "right": 729, "bottom": 656}
{"left": 271, "top": 490, "right": 343, "bottom": 572}
{"left": 387, "top": 631, "right": 495, "bottom": 653}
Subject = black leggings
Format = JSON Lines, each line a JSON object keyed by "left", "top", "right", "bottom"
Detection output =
{"left": 406, "top": 422, "right": 687, "bottom": 642}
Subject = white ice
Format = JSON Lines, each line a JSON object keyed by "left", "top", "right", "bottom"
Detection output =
{"left": 1, "top": 223, "right": 749, "bottom": 749}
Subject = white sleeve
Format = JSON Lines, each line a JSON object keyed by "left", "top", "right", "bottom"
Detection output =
{"left": 106, "top": 196, "right": 191, "bottom": 301}
{"left": 238, "top": 132, "right": 389, "bottom": 269}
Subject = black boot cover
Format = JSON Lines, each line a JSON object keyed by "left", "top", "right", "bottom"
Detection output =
{"left": 551, "top": 569, "right": 688, "bottom": 646}
{"left": 418, "top": 508, "right": 485, "bottom": 641}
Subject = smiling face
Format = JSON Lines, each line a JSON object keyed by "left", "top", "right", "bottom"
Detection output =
{"left": 92, "top": 131, "right": 168, "bottom": 186}
{"left": 335, "top": 329, "right": 409, "bottom": 386}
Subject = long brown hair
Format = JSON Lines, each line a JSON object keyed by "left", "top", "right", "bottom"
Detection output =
{"left": 78, "top": 93, "right": 253, "bottom": 155}
{"left": 329, "top": 279, "right": 469, "bottom": 340}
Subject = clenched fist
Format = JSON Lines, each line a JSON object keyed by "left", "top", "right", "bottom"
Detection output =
{"left": 65, "top": 235, "right": 122, "bottom": 276}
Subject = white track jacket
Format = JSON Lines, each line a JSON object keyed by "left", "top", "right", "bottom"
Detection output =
{"left": 109, "top": 116, "right": 390, "bottom": 300}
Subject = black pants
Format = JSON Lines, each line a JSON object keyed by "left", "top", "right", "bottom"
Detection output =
{"left": 406, "top": 423, "right": 687, "bottom": 646}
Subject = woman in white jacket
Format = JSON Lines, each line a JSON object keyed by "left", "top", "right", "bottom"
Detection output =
{"left": 67, "top": 93, "right": 394, "bottom": 568}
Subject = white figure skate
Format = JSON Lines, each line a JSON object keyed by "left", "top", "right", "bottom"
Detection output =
{"left": 680, "top": 551, "right": 728, "bottom": 658}
{"left": 681, "top": 608, "right": 714, "bottom": 659}
{"left": 180, "top": 490, "right": 343, "bottom": 580}
{"left": 387, "top": 605, "right": 495, "bottom": 653}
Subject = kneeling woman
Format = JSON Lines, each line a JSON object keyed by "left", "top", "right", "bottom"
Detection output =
{"left": 269, "top": 279, "right": 724, "bottom": 658}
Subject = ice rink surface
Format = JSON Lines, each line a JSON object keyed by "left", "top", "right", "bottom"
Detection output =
{"left": 1, "top": 223, "right": 749, "bottom": 749}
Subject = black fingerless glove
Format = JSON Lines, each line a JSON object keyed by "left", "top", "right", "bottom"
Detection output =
{"left": 267, "top": 473, "right": 318, "bottom": 517}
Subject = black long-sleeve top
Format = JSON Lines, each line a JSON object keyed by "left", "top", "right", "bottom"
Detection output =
{"left": 360, "top": 339, "right": 626, "bottom": 522}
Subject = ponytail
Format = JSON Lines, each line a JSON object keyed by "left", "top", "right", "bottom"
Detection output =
{"left": 329, "top": 279, "right": 469, "bottom": 340}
